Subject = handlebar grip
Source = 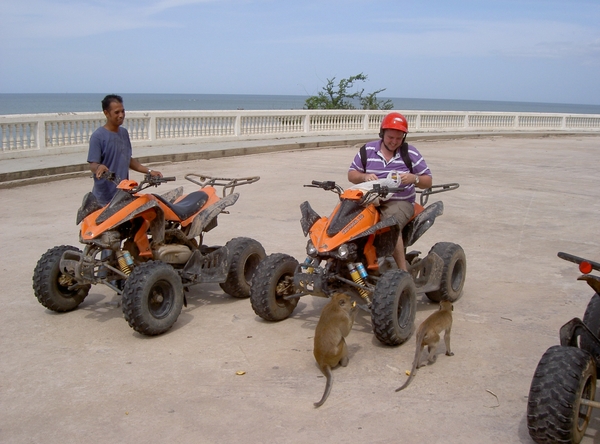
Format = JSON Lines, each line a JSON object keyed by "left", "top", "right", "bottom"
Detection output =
{"left": 161, "top": 177, "right": 176, "bottom": 182}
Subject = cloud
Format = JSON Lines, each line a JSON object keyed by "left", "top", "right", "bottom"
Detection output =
{"left": 0, "top": 0, "right": 220, "bottom": 40}
{"left": 272, "top": 17, "right": 600, "bottom": 63}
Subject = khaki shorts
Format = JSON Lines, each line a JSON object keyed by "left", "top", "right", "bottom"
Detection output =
{"left": 379, "top": 200, "right": 414, "bottom": 228}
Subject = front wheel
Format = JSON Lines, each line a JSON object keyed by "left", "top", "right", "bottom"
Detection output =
{"left": 219, "top": 237, "right": 266, "bottom": 298}
{"left": 527, "top": 345, "right": 596, "bottom": 444}
{"left": 425, "top": 242, "right": 466, "bottom": 302}
{"left": 32, "top": 245, "right": 90, "bottom": 312}
{"left": 250, "top": 253, "right": 299, "bottom": 321}
{"left": 121, "top": 261, "right": 184, "bottom": 336}
{"left": 371, "top": 269, "right": 416, "bottom": 346}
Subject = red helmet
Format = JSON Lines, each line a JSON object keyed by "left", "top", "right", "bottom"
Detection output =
{"left": 379, "top": 112, "right": 409, "bottom": 138}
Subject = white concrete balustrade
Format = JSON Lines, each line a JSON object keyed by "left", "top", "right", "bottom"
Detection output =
{"left": 1, "top": 109, "right": 599, "bottom": 159}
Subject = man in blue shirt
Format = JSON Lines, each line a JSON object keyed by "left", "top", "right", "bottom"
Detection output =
{"left": 87, "top": 94, "right": 162, "bottom": 205}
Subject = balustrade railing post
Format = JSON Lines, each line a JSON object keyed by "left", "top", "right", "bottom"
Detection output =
{"left": 37, "top": 117, "right": 45, "bottom": 151}
{"left": 234, "top": 114, "right": 241, "bottom": 136}
{"left": 304, "top": 113, "right": 311, "bottom": 134}
{"left": 148, "top": 114, "right": 156, "bottom": 141}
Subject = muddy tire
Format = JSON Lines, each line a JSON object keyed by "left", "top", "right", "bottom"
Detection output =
{"left": 425, "top": 242, "right": 466, "bottom": 302}
{"left": 371, "top": 269, "right": 417, "bottom": 346}
{"left": 250, "top": 253, "right": 299, "bottom": 321}
{"left": 527, "top": 345, "right": 596, "bottom": 444}
{"left": 121, "top": 261, "right": 183, "bottom": 336}
{"left": 581, "top": 293, "right": 600, "bottom": 357}
{"left": 32, "top": 245, "right": 90, "bottom": 312}
{"left": 219, "top": 237, "right": 266, "bottom": 298}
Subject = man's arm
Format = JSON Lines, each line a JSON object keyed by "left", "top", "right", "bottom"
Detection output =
{"left": 348, "top": 169, "right": 378, "bottom": 184}
{"left": 129, "top": 158, "right": 162, "bottom": 177}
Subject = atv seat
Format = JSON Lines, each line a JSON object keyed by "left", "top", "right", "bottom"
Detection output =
{"left": 153, "top": 191, "right": 209, "bottom": 221}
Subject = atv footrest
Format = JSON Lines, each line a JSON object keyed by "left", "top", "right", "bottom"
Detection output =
{"left": 181, "top": 247, "right": 229, "bottom": 284}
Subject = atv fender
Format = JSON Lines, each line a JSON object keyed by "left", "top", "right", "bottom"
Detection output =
{"left": 186, "top": 193, "right": 239, "bottom": 239}
{"left": 404, "top": 201, "right": 444, "bottom": 247}
{"left": 300, "top": 201, "right": 321, "bottom": 236}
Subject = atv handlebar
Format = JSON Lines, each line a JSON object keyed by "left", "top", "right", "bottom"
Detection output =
{"left": 98, "top": 171, "right": 177, "bottom": 193}
{"left": 184, "top": 173, "right": 260, "bottom": 197}
{"left": 305, "top": 180, "right": 460, "bottom": 206}
{"left": 558, "top": 252, "right": 600, "bottom": 273}
{"left": 305, "top": 180, "right": 344, "bottom": 194}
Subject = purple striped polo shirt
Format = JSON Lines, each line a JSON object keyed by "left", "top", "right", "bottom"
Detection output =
{"left": 348, "top": 139, "right": 431, "bottom": 203}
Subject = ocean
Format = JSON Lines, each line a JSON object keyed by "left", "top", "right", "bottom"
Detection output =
{"left": 1, "top": 93, "right": 600, "bottom": 115}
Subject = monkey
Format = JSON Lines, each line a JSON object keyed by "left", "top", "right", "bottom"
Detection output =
{"left": 395, "top": 300, "right": 454, "bottom": 392}
{"left": 313, "top": 292, "right": 358, "bottom": 408}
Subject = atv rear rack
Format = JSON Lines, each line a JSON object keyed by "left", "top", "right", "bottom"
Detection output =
{"left": 185, "top": 174, "right": 260, "bottom": 197}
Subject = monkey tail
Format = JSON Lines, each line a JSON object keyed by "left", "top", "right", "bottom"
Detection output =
{"left": 314, "top": 366, "right": 333, "bottom": 408}
{"left": 395, "top": 333, "right": 423, "bottom": 392}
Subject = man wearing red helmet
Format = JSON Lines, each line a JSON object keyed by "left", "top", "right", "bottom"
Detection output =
{"left": 348, "top": 112, "right": 432, "bottom": 271}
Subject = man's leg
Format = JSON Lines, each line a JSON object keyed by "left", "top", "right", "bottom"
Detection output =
{"left": 379, "top": 200, "right": 414, "bottom": 271}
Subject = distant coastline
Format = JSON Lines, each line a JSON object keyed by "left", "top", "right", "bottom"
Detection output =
{"left": 1, "top": 93, "right": 600, "bottom": 115}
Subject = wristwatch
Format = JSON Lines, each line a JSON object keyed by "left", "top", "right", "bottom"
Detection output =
{"left": 414, "top": 175, "right": 420, "bottom": 185}
{"left": 147, "top": 169, "right": 153, "bottom": 174}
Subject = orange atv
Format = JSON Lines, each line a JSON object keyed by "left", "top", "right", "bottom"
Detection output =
{"left": 32, "top": 172, "right": 265, "bottom": 336}
{"left": 250, "top": 180, "right": 466, "bottom": 346}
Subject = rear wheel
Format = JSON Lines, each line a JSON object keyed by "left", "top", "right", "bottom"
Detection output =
{"left": 32, "top": 245, "right": 90, "bottom": 312}
{"left": 219, "top": 237, "right": 266, "bottom": 298}
{"left": 122, "top": 261, "right": 183, "bottom": 336}
{"left": 527, "top": 345, "right": 596, "bottom": 444}
{"left": 425, "top": 242, "right": 466, "bottom": 302}
{"left": 250, "top": 253, "right": 299, "bottom": 321}
{"left": 371, "top": 270, "right": 416, "bottom": 346}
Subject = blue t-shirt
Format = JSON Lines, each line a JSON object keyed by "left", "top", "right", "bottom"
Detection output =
{"left": 87, "top": 126, "right": 132, "bottom": 205}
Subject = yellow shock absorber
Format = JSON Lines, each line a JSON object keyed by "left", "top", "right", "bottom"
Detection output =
{"left": 117, "top": 250, "right": 134, "bottom": 275}
{"left": 347, "top": 263, "right": 370, "bottom": 301}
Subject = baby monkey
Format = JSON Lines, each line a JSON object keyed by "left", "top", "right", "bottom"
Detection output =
{"left": 313, "top": 292, "right": 357, "bottom": 408}
{"left": 396, "top": 300, "right": 454, "bottom": 392}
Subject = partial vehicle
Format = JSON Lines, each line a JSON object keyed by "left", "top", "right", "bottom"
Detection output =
{"left": 528, "top": 252, "right": 600, "bottom": 444}
{"left": 33, "top": 173, "right": 265, "bottom": 336}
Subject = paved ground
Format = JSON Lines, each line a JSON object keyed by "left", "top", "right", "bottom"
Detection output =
{"left": 1, "top": 133, "right": 599, "bottom": 443}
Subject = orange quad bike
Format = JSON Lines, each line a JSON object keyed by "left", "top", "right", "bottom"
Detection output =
{"left": 32, "top": 172, "right": 266, "bottom": 336}
{"left": 250, "top": 180, "right": 466, "bottom": 346}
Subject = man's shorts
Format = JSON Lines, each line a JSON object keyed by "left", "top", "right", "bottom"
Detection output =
{"left": 378, "top": 200, "right": 414, "bottom": 228}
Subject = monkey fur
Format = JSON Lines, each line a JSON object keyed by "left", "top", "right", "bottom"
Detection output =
{"left": 313, "top": 292, "right": 357, "bottom": 407}
{"left": 396, "top": 300, "right": 454, "bottom": 392}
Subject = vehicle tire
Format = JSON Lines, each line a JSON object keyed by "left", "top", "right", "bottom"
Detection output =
{"left": 219, "top": 237, "right": 266, "bottom": 298}
{"left": 527, "top": 345, "right": 596, "bottom": 444}
{"left": 121, "top": 261, "right": 184, "bottom": 336}
{"left": 425, "top": 242, "right": 466, "bottom": 302}
{"left": 250, "top": 253, "right": 299, "bottom": 321}
{"left": 32, "top": 245, "right": 90, "bottom": 312}
{"left": 371, "top": 269, "right": 417, "bottom": 346}
{"left": 581, "top": 293, "right": 600, "bottom": 356}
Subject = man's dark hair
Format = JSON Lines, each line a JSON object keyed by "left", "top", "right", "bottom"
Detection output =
{"left": 101, "top": 94, "right": 123, "bottom": 111}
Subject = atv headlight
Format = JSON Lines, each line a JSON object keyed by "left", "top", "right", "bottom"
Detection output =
{"left": 337, "top": 244, "right": 349, "bottom": 259}
{"left": 306, "top": 240, "right": 317, "bottom": 256}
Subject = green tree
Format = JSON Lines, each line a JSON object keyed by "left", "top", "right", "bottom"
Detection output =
{"left": 304, "top": 73, "right": 394, "bottom": 110}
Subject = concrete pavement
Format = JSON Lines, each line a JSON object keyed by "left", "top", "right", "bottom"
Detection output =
{"left": 1, "top": 133, "right": 600, "bottom": 443}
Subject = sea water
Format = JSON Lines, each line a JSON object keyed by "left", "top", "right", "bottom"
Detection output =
{"left": 1, "top": 93, "right": 599, "bottom": 115}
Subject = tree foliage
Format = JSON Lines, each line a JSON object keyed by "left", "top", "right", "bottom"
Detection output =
{"left": 304, "top": 73, "right": 394, "bottom": 110}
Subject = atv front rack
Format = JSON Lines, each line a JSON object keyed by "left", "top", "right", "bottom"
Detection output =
{"left": 185, "top": 174, "right": 260, "bottom": 197}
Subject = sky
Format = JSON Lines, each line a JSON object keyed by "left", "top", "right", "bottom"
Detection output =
{"left": 1, "top": 0, "right": 599, "bottom": 105}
